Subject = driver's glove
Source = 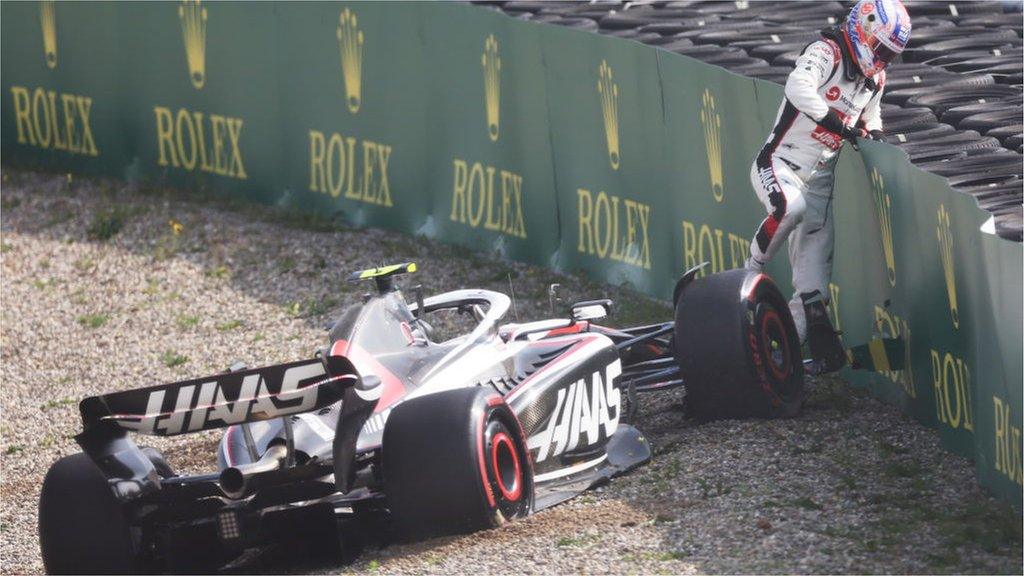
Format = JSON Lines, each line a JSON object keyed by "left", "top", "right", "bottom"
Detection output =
{"left": 818, "top": 109, "right": 868, "bottom": 146}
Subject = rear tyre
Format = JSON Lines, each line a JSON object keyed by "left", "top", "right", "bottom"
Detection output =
{"left": 39, "top": 453, "right": 140, "bottom": 574}
{"left": 673, "top": 269, "right": 804, "bottom": 420}
{"left": 382, "top": 387, "right": 533, "bottom": 539}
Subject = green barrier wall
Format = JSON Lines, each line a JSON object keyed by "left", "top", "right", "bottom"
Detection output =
{"left": 2, "top": 1, "right": 1020, "bottom": 506}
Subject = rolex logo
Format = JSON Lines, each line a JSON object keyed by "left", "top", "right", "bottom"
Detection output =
{"left": 871, "top": 168, "right": 896, "bottom": 287}
{"left": 700, "top": 90, "right": 723, "bottom": 202}
{"left": 178, "top": 0, "right": 207, "bottom": 89}
{"left": 40, "top": 0, "right": 57, "bottom": 69}
{"left": 337, "top": 8, "right": 364, "bottom": 114}
{"left": 937, "top": 204, "right": 959, "bottom": 329}
{"left": 597, "top": 60, "right": 620, "bottom": 170}
{"left": 482, "top": 34, "right": 501, "bottom": 142}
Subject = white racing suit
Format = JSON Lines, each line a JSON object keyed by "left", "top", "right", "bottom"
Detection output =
{"left": 747, "top": 33, "right": 885, "bottom": 342}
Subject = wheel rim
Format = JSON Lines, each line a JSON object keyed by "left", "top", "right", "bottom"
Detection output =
{"left": 490, "top": 432, "right": 522, "bottom": 502}
{"left": 759, "top": 308, "right": 792, "bottom": 382}
{"left": 483, "top": 415, "right": 531, "bottom": 521}
{"left": 752, "top": 300, "right": 801, "bottom": 403}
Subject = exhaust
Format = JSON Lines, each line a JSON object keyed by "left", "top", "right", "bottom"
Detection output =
{"left": 219, "top": 443, "right": 288, "bottom": 499}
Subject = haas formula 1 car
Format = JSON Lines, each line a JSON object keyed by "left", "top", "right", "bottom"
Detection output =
{"left": 40, "top": 263, "right": 804, "bottom": 573}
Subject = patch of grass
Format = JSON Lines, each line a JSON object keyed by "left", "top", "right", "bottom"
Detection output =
{"left": 87, "top": 205, "right": 130, "bottom": 241}
{"left": 664, "top": 458, "right": 682, "bottom": 477}
{"left": 556, "top": 534, "right": 597, "bottom": 547}
{"left": 73, "top": 257, "right": 95, "bottom": 273}
{"left": 697, "top": 477, "right": 732, "bottom": 499}
{"left": 206, "top": 265, "right": 231, "bottom": 280}
{"left": 486, "top": 266, "right": 519, "bottom": 284}
{"left": 803, "top": 377, "right": 853, "bottom": 415}
{"left": 40, "top": 398, "right": 75, "bottom": 411}
{"left": 176, "top": 314, "right": 200, "bottom": 329}
{"left": 624, "top": 550, "right": 691, "bottom": 563}
{"left": 216, "top": 319, "right": 243, "bottom": 332}
{"left": 820, "top": 525, "right": 849, "bottom": 539}
{"left": 287, "top": 296, "right": 339, "bottom": 318}
{"left": 39, "top": 434, "right": 55, "bottom": 448}
{"left": 791, "top": 441, "right": 824, "bottom": 456}
{"left": 876, "top": 515, "right": 916, "bottom": 538}
{"left": 791, "top": 496, "right": 824, "bottom": 511}
{"left": 252, "top": 333, "right": 265, "bottom": 343}
{"left": 935, "top": 500, "right": 1023, "bottom": 553}
{"left": 1, "top": 196, "right": 21, "bottom": 211}
{"left": 266, "top": 207, "right": 345, "bottom": 233}
{"left": 837, "top": 473, "right": 859, "bottom": 491}
{"left": 366, "top": 559, "right": 380, "bottom": 571}
{"left": 5, "top": 445, "right": 24, "bottom": 455}
{"left": 878, "top": 439, "right": 910, "bottom": 456}
{"left": 32, "top": 278, "right": 56, "bottom": 290}
{"left": 160, "top": 350, "right": 188, "bottom": 368}
{"left": 44, "top": 203, "right": 74, "bottom": 228}
{"left": 613, "top": 290, "right": 672, "bottom": 328}
{"left": 77, "top": 313, "right": 109, "bottom": 329}
{"left": 926, "top": 549, "right": 961, "bottom": 569}
{"left": 883, "top": 459, "right": 924, "bottom": 479}
{"left": 0, "top": 242, "right": 11, "bottom": 253}
{"left": 278, "top": 256, "right": 297, "bottom": 274}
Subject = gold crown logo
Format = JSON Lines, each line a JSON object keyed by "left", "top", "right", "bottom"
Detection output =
{"left": 597, "top": 60, "right": 620, "bottom": 170}
{"left": 40, "top": 1, "right": 57, "bottom": 69}
{"left": 337, "top": 8, "right": 364, "bottom": 114}
{"left": 937, "top": 204, "right": 958, "bottom": 329}
{"left": 871, "top": 168, "right": 896, "bottom": 287}
{"left": 700, "top": 90, "right": 724, "bottom": 202}
{"left": 482, "top": 34, "right": 501, "bottom": 142}
{"left": 178, "top": 0, "right": 207, "bottom": 89}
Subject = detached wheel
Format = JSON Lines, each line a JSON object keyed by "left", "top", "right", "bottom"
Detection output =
{"left": 382, "top": 387, "right": 533, "bottom": 539}
{"left": 39, "top": 453, "right": 140, "bottom": 574}
{"left": 673, "top": 269, "right": 803, "bottom": 419}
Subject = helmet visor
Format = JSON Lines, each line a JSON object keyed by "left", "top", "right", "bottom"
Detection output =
{"left": 865, "top": 34, "right": 901, "bottom": 67}
{"left": 874, "top": 42, "right": 900, "bottom": 65}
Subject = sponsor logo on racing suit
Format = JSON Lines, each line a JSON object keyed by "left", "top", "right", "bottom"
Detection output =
{"left": 757, "top": 166, "right": 783, "bottom": 196}
{"left": 811, "top": 108, "right": 850, "bottom": 150}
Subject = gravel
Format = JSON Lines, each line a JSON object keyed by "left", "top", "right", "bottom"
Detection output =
{"left": 1, "top": 169, "right": 1020, "bottom": 575}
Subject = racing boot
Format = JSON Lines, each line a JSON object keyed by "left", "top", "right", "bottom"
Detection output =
{"left": 802, "top": 292, "right": 847, "bottom": 373}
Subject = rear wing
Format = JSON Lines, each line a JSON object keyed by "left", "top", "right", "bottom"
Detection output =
{"left": 79, "top": 359, "right": 352, "bottom": 436}
{"left": 75, "top": 357, "right": 360, "bottom": 500}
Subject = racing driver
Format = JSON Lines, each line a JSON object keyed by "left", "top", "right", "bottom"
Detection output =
{"left": 745, "top": 0, "right": 911, "bottom": 372}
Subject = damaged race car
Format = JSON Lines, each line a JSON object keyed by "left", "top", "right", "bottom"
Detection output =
{"left": 39, "top": 262, "right": 804, "bottom": 573}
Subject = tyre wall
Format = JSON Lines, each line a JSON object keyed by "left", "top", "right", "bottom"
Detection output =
{"left": 1, "top": 1, "right": 1020, "bottom": 506}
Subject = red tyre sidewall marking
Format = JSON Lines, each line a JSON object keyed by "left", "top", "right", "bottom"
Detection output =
{"left": 490, "top": 432, "right": 522, "bottom": 502}
{"left": 476, "top": 402, "right": 497, "bottom": 508}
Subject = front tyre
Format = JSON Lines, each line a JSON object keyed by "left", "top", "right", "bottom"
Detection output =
{"left": 673, "top": 269, "right": 804, "bottom": 419}
{"left": 382, "top": 387, "right": 533, "bottom": 539}
{"left": 39, "top": 453, "right": 141, "bottom": 574}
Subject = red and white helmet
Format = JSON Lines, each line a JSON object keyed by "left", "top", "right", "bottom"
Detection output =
{"left": 843, "top": 0, "right": 912, "bottom": 78}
